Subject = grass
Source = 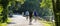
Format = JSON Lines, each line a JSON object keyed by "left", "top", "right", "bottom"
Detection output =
{"left": 38, "top": 19, "right": 55, "bottom": 26}
{"left": 0, "top": 17, "right": 12, "bottom": 26}
{"left": 7, "top": 17, "right": 12, "bottom": 23}
{"left": 0, "top": 23, "right": 7, "bottom": 26}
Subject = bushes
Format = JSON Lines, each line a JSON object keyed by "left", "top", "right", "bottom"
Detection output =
{"left": 0, "top": 17, "right": 12, "bottom": 26}
{"left": 0, "top": 23, "right": 7, "bottom": 26}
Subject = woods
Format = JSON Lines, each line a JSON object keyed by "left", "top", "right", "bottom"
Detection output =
{"left": 0, "top": 0, "right": 60, "bottom": 26}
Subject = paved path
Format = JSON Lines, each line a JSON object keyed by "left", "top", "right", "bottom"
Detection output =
{"left": 7, "top": 15, "right": 44, "bottom": 26}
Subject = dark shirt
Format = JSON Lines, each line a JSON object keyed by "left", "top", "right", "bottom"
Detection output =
{"left": 34, "top": 11, "right": 37, "bottom": 16}
{"left": 29, "top": 11, "right": 33, "bottom": 17}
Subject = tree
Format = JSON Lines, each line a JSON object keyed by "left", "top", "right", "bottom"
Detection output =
{"left": 52, "top": 0, "right": 60, "bottom": 26}
{"left": 1, "top": 0, "right": 9, "bottom": 23}
{"left": 40, "top": 0, "right": 54, "bottom": 21}
{"left": 23, "top": 0, "right": 40, "bottom": 13}
{"left": 0, "top": 5, "right": 3, "bottom": 23}
{"left": 0, "top": 0, "right": 26, "bottom": 23}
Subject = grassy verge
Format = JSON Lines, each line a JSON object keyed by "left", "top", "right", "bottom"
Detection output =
{"left": 0, "top": 17, "right": 12, "bottom": 26}
{"left": 7, "top": 17, "right": 12, "bottom": 23}
{"left": 38, "top": 18, "right": 55, "bottom": 26}
{"left": 0, "top": 23, "right": 7, "bottom": 26}
{"left": 40, "top": 20, "right": 55, "bottom": 26}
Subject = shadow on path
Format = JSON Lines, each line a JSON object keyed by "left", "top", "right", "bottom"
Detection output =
{"left": 7, "top": 15, "right": 44, "bottom": 26}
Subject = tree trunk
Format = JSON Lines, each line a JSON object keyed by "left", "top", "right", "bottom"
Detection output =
{"left": 52, "top": 0, "right": 60, "bottom": 26}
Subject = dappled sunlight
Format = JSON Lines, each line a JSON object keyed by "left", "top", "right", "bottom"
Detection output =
{"left": 7, "top": 15, "right": 44, "bottom": 26}
{"left": 0, "top": 0, "right": 56, "bottom": 26}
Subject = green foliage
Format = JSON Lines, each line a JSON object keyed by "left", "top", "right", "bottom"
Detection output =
{"left": 40, "top": 0, "right": 53, "bottom": 16}
{"left": 23, "top": 0, "right": 40, "bottom": 12}
{"left": 39, "top": 0, "right": 54, "bottom": 21}
{"left": 0, "top": 23, "right": 7, "bottom": 26}
{"left": 0, "top": 6, "right": 3, "bottom": 14}
{"left": 15, "top": 0, "right": 25, "bottom": 4}
{"left": 0, "top": 6, "right": 3, "bottom": 23}
{"left": 52, "top": 0, "right": 60, "bottom": 26}
{"left": 40, "top": 0, "right": 53, "bottom": 9}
